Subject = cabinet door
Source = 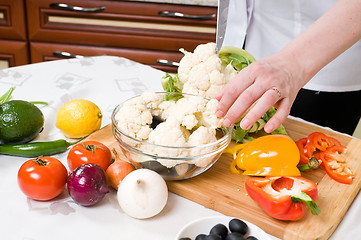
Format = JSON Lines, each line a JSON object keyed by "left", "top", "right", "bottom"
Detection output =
{"left": 30, "top": 42, "right": 183, "bottom": 73}
{"left": 26, "top": 0, "right": 216, "bottom": 52}
{"left": 0, "top": 40, "right": 29, "bottom": 69}
{"left": 0, "top": 0, "right": 27, "bottom": 40}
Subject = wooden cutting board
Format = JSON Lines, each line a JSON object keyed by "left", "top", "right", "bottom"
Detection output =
{"left": 86, "top": 118, "right": 361, "bottom": 240}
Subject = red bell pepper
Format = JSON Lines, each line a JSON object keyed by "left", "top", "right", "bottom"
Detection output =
{"left": 319, "top": 145, "right": 354, "bottom": 184}
{"left": 295, "top": 137, "right": 310, "bottom": 165}
{"left": 245, "top": 176, "right": 320, "bottom": 221}
{"left": 304, "top": 132, "right": 341, "bottom": 158}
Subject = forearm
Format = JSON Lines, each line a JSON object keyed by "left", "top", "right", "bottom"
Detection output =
{"left": 279, "top": 0, "right": 361, "bottom": 86}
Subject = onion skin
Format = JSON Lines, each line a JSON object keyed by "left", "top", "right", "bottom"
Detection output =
{"left": 117, "top": 169, "right": 168, "bottom": 219}
{"left": 67, "top": 163, "right": 109, "bottom": 206}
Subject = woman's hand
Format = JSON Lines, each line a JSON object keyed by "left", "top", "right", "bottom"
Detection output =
{"left": 216, "top": 0, "right": 361, "bottom": 133}
{"left": 215, "top": 53, "right": 306, "bottom": 133}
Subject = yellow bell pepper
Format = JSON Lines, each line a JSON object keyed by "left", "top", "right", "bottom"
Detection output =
{"left": 223, "top": 143, "right": 248, "bottom": 159}
{"left": 234, "top": 135, "right": 301, "bottom": 176}
{"left": 223, "top": 143, "right": 248, "bottom": 174}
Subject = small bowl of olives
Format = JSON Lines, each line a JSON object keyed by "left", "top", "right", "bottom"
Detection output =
{"left": 175, "top": 216, "right": 271, "bottom": 240}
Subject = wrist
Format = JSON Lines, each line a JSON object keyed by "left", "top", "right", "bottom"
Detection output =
{"left": 273, "top": 49, "right": 311, "bottom": 90}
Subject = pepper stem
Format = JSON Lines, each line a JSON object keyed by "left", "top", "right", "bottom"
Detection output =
{"left": 297, "top": 157, "right": 320, "bottom": 171}
{"left": 291, "top": 192, "right": 320, "bottom": 215}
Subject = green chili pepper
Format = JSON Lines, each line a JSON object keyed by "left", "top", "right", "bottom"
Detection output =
{"left": 0, "top": 139, "right": 81, "bottom": 158}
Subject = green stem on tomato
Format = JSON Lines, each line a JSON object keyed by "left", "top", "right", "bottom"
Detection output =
{"left": 33, "top": 157, "right": 47, "bottom": 166}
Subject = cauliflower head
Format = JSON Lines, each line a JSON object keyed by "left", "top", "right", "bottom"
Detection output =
{"left": 178, "top": 42, "right": 237, "bottom": 98}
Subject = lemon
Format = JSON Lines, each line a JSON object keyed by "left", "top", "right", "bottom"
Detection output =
{"left": 0, "top": 100, "right": 44, "bottom": 144}
{"left": 56, "top": 99, "right": 102, "bottom": 139}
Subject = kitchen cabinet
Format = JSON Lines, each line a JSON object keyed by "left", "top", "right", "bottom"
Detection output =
{"left": 0, "top": 40, "right": 29, "bottom": 69}
{"left": 30, "top": 42, "right": 184, "bottom": 73}
{"left": 0, "top": 0, "right": 28, "bottom": 69}
{"left": 26, "top": 0, "right": 217, "bottom": 72}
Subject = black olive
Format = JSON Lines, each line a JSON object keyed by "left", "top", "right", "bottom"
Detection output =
{"left": 229, "top": 218, "right": 248, "bottom": 235}
{"left": 225, "top": 232, "right": 245, "bottom": 240}
{"left": 246, "top": 236, "right": 258, "bottom": 240}
{"left": 210, "top": 223, "right": 228, "bottom": 239}
{"left": 195, "top": 234, "right": 207, "bottom": 240}
{"left": 205, "top": 234, "right": 223, "bottom": 240}
{"left": 179, "top": 238, "right": 192, "bottom": 240}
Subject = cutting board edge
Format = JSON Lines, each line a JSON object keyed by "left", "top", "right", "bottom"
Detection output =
{"left": 85, "top": 119, "right": 361, "bottom": 240}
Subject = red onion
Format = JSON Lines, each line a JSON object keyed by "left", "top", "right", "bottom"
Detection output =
{"left": 67, "top": 163, "right": 109, "bottom": 206}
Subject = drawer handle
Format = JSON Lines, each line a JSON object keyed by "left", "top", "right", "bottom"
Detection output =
{"left": 49, "top": 3, "right": 106, "bottom": 12}
{"left": 53, "top": 51, "right": 84, "bottom": 59}
{"left": 157, "top": 59, "right": 180, "bottom": 67}
{"left": 158, "top": 10, "right": 215, "bottom": 20}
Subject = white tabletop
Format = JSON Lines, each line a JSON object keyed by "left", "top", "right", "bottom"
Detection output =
{"left": 0, "top": 56, "right": 360, "bottom": 240}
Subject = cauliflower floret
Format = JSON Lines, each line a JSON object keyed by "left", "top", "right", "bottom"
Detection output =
{"left": 140, "top": 91, "right": 162, "bottom": 109}
{"left": 148, "top": 118, "right": 190, "bottom": 147}
{"left": 163, "top": 96, "right": 207, "bottom": 130}
{"left": 188, "top": 62, "right": 211, "bottom": 91}
{"left": 178, "top": 49, "right": 199, "bottom": 83}
{"left": 140, "top": 91, "right": 174, "bottom": 119}
{"left": 198, "top": 98, "right": 223, "bottom": 130}
{"left": 188, "top": 126, "right": 218, "bottom": 167}
{"left": 146, "top": 118, "right": 191, "bottom": 167}
{"left": 154, "top": 100, "right": 176, "bottom": 119}
{"left": 178, "top": 42, "right": 236, "bottom": 99}
{"left": 115, "top": 96, "right": 152, "bottom": 141}
{"left": 194, "top": 42, "right": 219, "bottom": 62}
{"left": 188, "top": 126, "right": 217, "bottom": 146}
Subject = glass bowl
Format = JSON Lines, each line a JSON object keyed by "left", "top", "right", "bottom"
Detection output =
{"left": 111, "top": 92, "right": 232, "bottom": 180}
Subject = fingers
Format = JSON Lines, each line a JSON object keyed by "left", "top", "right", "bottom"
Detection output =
{"left": 215, "top": 67, "right": 254, "bottom": 118}
{"left": 217, "top": 64, "right": 283, "bottom": 128}
{"left": 263, "top": 99, "right": 291, "bottom": 133}
{"left": 239, "top": 88, "right": 282, "bottom": 130}
{"left": 215, "top": 53, "right": 303, "bottom": 132}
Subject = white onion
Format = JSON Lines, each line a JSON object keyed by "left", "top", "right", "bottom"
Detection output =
{"left": 117, "top": 169, "right": 168, "bottom": 219}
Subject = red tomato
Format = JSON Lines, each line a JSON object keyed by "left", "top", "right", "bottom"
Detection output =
{"left": 18, "top": 157, "right": 68, "bottom": 201}
{"left": 67, "top": 141, "right": 112, "bottom": 171}
{"left": 319, "top": 145, "right": 354, "bottom": 184}
{"left": 106, "top": 160, "right": 135, "bottom": 190}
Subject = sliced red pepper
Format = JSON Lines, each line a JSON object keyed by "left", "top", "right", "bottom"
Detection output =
{"left": 319, "top": 145, "right": 354, "bottom": 184}
{"left": 295, "top": 137, "right": 309, "bottom": 165}
{"left": 304, "top": 132, "right": 341, "bottom": 158}
{"left": 245, "top": 176, "right": 320, "bottom": 221}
